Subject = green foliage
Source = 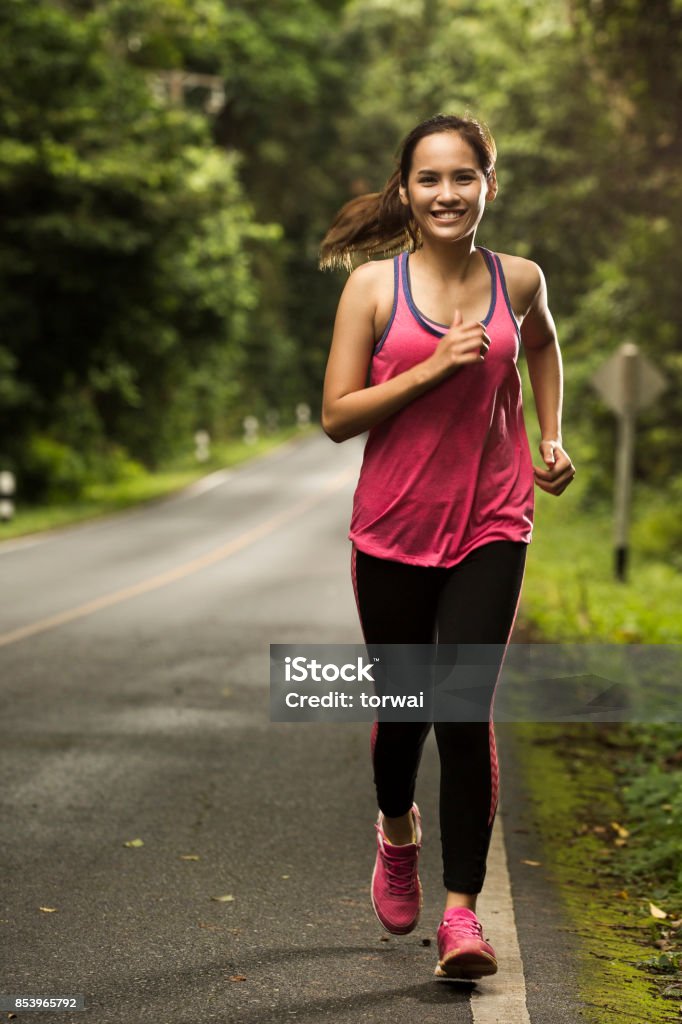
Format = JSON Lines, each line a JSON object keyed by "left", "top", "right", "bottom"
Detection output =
{"left": 631, "top": 481, "right": 682, "bottom": 570}
{"left": 21, "top": 435, "right": 89, "bottom": 502}
{"left": 562, "top": 211, "right": 682, "bottom": 503}
{"left": 636, "top": 953, "right": 681, "bottom": 975}
{"left": 617, "top": 725, "right": 682, "bottom": 890}
{"left": 0, "top": 0, "right": 283, "bottom": 473}
{"left": 521, "top": 485, "right": 682, "bottom": 643}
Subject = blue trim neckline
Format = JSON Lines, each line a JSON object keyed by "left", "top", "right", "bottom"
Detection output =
{"left": 492, "top": 252, "right": 522, "bottom": 341}
{"left": 374, "top": 255, "right": 399, "bottom": 354}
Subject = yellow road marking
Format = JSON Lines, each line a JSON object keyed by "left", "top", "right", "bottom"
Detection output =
{"left": 0, "top": 467, "right": 356, "bottom": 650}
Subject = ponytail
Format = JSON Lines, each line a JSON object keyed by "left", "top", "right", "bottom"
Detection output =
{"left": 318, "top": 170, "right": 418, "bottom": 273}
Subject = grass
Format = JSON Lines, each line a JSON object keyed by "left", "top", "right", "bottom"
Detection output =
{"left": 521, "top": 470, "right": 682, "bottom": 643}
{"left": 511, "top": 722, "right": 681, "bottom": 1024}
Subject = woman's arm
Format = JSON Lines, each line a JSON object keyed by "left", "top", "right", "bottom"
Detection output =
{"left": 520, "top": 265, "right": 576, "bottom": 496}
{"left": 322, "top": 262, "right": 490, "bottom": 443}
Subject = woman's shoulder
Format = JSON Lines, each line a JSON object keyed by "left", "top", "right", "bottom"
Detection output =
{"left": 344, "top": 255, "right": 398, "bottom": 311}
{"left": 336, "top": 255, "right": 397, "bottom": 330}
{"left": 348, "top": 254, "right": 398, "bottom": 285}
{"left": 494, "top": 252, "right": 545, "bottom": 319}
{"left": 343, "top": 255, "right": 400, "bottom": 343}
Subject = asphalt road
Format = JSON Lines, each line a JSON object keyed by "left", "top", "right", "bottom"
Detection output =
{"left": 0, "top": 432, "right": 585, "bottom": 1024}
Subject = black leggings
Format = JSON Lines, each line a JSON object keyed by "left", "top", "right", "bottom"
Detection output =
{"left": 351, "top": 540, "right": 527, "bottom": 894}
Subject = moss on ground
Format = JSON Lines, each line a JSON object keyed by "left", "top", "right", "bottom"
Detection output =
{"left": 512, "top": 722, "right": 682, "bottom": 1023}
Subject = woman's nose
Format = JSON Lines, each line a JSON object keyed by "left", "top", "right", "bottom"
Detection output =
{"left": 438, "top": 183, "right": 456, "bottom": 201}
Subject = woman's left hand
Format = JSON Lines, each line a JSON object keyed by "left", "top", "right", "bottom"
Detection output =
{"left": 533, "top": 440, "right": 576, "bottom": 496}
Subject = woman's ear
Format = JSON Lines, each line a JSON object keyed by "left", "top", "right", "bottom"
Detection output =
{"left": 486, "top": 170, "right": 498, "bottom": 202}
{"left": 398, "top": 182, "right": 410, "bottom": 207}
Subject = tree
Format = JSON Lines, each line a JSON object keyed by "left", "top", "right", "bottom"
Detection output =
{"left": 0, "top": 0, "right": 279, "bottom": 494}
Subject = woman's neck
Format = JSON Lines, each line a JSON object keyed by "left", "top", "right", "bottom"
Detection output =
{"left": 412, "top": 237, "right": 480, "bottom": 283}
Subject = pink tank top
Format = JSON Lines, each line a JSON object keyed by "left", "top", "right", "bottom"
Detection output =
{"left": 348, "top": 246, "right": 535, "bottom": 567}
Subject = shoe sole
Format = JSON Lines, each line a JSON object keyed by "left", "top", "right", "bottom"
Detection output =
{"left": 370, "top": 866, "right": 423, "bottom": 936}
{"left": 434, "top": 950, "right": 498, "bottom": 980}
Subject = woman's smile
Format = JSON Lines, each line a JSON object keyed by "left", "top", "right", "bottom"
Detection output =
{"left": 430, "top": 209, "right": 467, "bottom": 222}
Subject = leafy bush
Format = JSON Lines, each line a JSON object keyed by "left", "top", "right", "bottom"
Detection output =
{"left": 20, "top": 435, "right": 88, "bottom": 502}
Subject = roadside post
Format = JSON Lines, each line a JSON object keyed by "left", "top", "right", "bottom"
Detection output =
{"left": 295, "top": 403, "right": 311, "bottom": 429}
{"left": 0, "top": 470, "right": 15, "bottom": 523}
{"left": 243, "top": 415, "right": 259, "bottom": 445}
{"left": 194, "top": 430, "right": 211, "bottom": 462}
{"left": 591, "top": 342, "right": 667, "bottom": 581}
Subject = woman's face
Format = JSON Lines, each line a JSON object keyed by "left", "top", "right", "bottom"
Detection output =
{"left": 398, "top": 131, "right": 496, "bottom": 243}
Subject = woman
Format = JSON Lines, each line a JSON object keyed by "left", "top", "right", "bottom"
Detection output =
{"left": 319, "top": 113, "right": 575, "bottom": 981}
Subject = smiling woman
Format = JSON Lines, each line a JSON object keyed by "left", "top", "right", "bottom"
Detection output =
{"left": 317, "top": 112, "right": 576, "bottom": 983}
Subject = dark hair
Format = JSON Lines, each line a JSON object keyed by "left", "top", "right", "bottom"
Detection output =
{"left": 318, "top": 114, "right": 497, "bottom": 272}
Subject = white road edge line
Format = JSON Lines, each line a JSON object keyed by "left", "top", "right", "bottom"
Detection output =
{"left": 471, "top": 803, "right": 532, "bottom": 1023}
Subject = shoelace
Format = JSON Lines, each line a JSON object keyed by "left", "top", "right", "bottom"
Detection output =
{"left": 377, "top": 832, "right": 418, "bottom": 897}
{"left": 441, "top": 915, "right": 483, "bottom": 938}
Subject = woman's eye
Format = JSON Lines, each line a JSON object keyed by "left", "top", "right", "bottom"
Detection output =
{"left": 418, "top": 176, "right": 475, "bottom": 185}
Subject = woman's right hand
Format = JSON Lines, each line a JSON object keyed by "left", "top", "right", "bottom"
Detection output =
{"left": 425, "top": 309, "right": 490, "bottom": 384}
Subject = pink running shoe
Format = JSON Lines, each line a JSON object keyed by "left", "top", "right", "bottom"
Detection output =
{"left": 435, "top": 907, "right": 498, "bottom": 980}
{"left": 371, "top": 804, "right": 423, "bottom": 935}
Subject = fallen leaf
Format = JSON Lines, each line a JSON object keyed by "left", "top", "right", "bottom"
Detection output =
{"left": 211, "top": 894, "right": 235, "bottom": 903}
{"left": 614, "top": 889, "right": 629, "bottom": 900}
{"left": 281, "top": 875, "right": 290, "bottom": 879}
{"left": 228, "top": 975, "right": 247, "bottom": 982}
{"left": 180, "top": 854, "right": 200, "bottom": 861}
{"left": 123, "top": 838, "right": 144, "bottom": 848}
{"left": 38, "top": 906, "right": 57, "bottom": 913}
{"left": 380, "top": 936, "right": 390, "bottom": 942}
{"left": 592, "top": 826, "right": 607, "bottom": 834}
{"left": 649, "top": 903, "right": 667, "bottom": 919}
{"left": 614, "top": 838, "right": 628, "bottom": 847}
{"left": 610, "top": 821, "right": 629, "bottom": 839}
{"left": 521, "top": 859, "right": 541, "bottom": 867}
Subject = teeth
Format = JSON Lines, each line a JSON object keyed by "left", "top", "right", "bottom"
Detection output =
{"left": 432, "top": 211, "right": 463, "bottom": 219}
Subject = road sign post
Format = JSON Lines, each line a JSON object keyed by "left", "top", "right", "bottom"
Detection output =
{"left": 591, "top": 343, "right": 666, "bottom": 581}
